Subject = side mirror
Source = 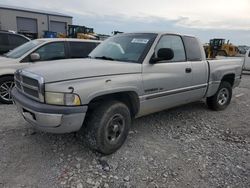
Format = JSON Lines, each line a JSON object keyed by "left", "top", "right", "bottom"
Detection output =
{"left": 30, "top": 53, "right": 40, "bottom": 62}
{"left": 150, "top": 48, "right": 174, "bottom": 64}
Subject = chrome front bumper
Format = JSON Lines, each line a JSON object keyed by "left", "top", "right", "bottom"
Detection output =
{"left": 12, "top": 88, "right": 87, "bottom": 134}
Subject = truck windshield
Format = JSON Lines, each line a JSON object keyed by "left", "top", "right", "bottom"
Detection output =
{"left": 89, "top": 33, "right": 157, "bottom": 63}
{"left": 5, "top": 40, "right": 44, "bottom": 59}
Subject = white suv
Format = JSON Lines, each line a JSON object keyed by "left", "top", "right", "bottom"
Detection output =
{"left": 0, "top": 38, "right": 100, "bottom": 104}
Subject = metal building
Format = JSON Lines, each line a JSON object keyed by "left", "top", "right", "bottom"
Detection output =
{"left": 0, "top": 4, "right": 72, "bottom": 39}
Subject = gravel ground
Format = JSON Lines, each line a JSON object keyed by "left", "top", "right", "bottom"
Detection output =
{"left": 0, "top": 74, "right": 250, "bottom": 188}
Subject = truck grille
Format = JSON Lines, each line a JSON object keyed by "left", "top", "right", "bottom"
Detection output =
{"left": 14, "top": 70, "right": 44, "bottom": 102}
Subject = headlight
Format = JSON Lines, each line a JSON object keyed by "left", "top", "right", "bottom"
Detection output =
{"left": 45, "top": 92, "right": 81, "bottom": 106}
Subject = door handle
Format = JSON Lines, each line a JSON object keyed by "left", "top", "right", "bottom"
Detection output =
{"left": 185, "top": 68, "right": 192, "bottom": 73}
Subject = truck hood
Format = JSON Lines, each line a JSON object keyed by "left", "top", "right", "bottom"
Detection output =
{"left": 23, "top": 58, "right": 142, "bottom": 83}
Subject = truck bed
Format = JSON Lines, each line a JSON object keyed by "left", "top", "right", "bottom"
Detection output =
{"left": 206, "top": 57, "right": 244, "bottom": 97}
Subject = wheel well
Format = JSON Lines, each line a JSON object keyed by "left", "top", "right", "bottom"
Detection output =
{"left": 221, "top": 74, "right": 235, "bottom": 86}
{"left": 88, "top": 92, "right": 140, "bottom": 117}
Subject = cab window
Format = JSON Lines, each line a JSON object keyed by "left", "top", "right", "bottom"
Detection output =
{"left": 155, "top": 35, "right": 186, "bottom": 62}
{"left": 35, "top": 42, "right": 65, "bottom": 61}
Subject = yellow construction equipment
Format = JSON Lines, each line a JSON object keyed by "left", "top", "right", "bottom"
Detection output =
{"left": 44, "top": 25, "right": 110, "bottom": 40}
{"left": 68, "top": 25, "right": 99, "bottom": 40}
{"left": 205, "top": 38, "right": 239, "bottom": 58}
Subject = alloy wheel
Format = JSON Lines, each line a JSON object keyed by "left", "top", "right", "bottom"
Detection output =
{"left": 0, "top": 81, "right": 15, "bottom": 102}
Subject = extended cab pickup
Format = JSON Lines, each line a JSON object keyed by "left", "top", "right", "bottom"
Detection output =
{"left": 12, "top": 32, "right": 243, "bottom": 154}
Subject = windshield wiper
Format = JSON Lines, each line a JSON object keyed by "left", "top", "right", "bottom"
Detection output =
{"left": 93, "top": 56, "right": 115, "bottom": 61}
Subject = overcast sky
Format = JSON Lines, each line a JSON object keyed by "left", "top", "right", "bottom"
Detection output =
{"left": 1, "top": 0, "right": 250, "bottom": 45}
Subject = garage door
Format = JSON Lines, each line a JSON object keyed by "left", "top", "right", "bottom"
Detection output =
{"left": 50, "top": 21, "right": 66, "bottom": 34}
{"left": 17, "top": 17, "right": 37, "bottom": 34}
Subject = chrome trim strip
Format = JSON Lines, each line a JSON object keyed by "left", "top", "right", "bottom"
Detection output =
{"left": 209, "top": 81, "right": 220, "bottom": 85}
{"left": 20, "top": 82, "right": 39, "bottom": 90}
{"left": 141, "top": 84, "right": 208, "bottom": 100}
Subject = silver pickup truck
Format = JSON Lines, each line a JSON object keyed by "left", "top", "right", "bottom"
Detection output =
{"left": 12, "top": 32, "right": 243, "bottom": 154}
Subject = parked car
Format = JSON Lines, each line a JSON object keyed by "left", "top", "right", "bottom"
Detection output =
{"left": 0, "top": 38, "right": 100, "bottom": 104}
{"left": 243, "top": 49, "right": 250, "bottom": 71}
{"left": 12, "top": 32, "right": 243, "bottom": 154}
{"left": 0, "top": 30, "right": 30, "bottom": 55}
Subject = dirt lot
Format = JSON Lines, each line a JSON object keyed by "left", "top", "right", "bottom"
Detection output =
{"left": 0, "top": 74, "right": 250, "bottom": 188}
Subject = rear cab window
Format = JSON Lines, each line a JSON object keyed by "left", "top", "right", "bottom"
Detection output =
{"left": 69, "top": 41, "right": 99, "bottom": 58}
{"left": 182, "top": 36, "right": 202, "bottom": 61}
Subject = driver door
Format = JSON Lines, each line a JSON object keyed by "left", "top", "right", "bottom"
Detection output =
{"left": 141, "top": 34, "right": 193, "bottom": 115}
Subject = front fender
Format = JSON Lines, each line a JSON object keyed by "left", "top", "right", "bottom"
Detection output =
{"left": 0, "top": 68, "right": 16, "bottom": 77}
{"left": 45, "top": 73, "right": 144, "bottom": 105}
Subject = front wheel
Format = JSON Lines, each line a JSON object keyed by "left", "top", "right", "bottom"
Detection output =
{"left": 0, "top": 76, "right": 15, "bottom": 104}
{"left": 206, "top": 81, "right": 232, "bottom": 111}
{"left": 85, "top": 100, "right": 131, "bottom": 155}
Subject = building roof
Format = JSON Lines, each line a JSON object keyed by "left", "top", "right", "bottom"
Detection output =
{"left": 0, "top": 4, "right": 72, "bottom": 18}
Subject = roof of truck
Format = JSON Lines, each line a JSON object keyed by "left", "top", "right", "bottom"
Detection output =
{"left": 120, "top": 32, "right": 196, "bottom": 38}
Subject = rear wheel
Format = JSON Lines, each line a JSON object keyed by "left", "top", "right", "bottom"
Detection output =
{"left": 0, "top": 76, "right": 15, "bottom": 104}
{"left": 206, "top": 81, "right": 232, "bottom": 111}
{"left": 85, "top": 100, "right": 131, "bottom": 155}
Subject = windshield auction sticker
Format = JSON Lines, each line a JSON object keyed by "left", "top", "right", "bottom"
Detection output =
{"left": 131, "top": 38, "right": 149, "bottom": 44}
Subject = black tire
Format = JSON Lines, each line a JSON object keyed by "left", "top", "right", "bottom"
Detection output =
{"left": 85, "top": 100, "right": 131, "bottom": 155}
{"left": 0, "top": 76, "right": 15, "bottom": 104}
{"left": 206, "top": 81, "right": 232, "bottom": 111}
